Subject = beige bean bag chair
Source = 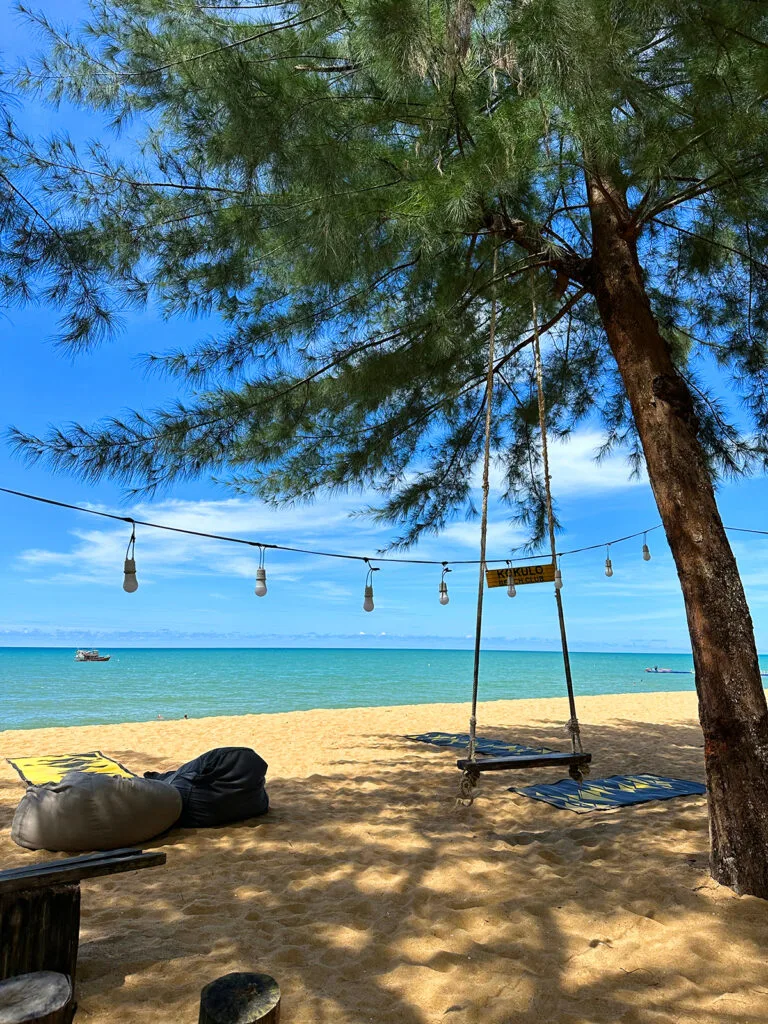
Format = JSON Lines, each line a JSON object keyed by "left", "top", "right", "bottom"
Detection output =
{"left": 11, "top": 771, "right": 182, "bottom": 852}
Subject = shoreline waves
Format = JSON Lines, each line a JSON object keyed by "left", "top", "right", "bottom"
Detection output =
{"left": 0, "top": 647, "right": 715, "bottom": 731}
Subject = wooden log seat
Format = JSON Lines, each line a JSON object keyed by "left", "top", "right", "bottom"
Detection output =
{"left": 0, "top": 848, "right": 166, "bottom": 1022}
{"left": 0, "top": 972, "right": 72, "bottom": 1024}
{"left": 199, "top": 972, "right": 281, "bottom": 1024}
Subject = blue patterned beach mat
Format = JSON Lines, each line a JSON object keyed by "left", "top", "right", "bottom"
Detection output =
{"left": 512, "top": 774, "right": 706, "bottom": 813}
{"left": 406, "top": 731, "right": 555, "bottom": 757}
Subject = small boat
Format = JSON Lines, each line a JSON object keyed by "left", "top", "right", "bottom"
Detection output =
{"left": 74, "top": 649, "right": 111, "bottom": 662}
{"left": 645, "top": 667, "right": 768, "bottom": 676}
{"left": 644, "top": 667, "right": 691, "bottom": 674}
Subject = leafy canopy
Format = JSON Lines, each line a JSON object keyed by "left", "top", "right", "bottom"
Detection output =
{"left": 5, "top": 0, "right": 768, "bottom": 545}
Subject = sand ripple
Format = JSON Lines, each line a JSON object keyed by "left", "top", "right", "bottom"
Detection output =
{"left": 1, "top": 692, "right": 767, "bottom": 1023}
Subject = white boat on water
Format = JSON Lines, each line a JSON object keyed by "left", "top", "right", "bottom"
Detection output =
{"left": 74, "top": 649, "right": 111, "bottom": 662}
{"left": 645, "top": 666, "right": 768, "bottom": 677}
{"left": 645, "top": 667, "right": 690, "bottom": 674}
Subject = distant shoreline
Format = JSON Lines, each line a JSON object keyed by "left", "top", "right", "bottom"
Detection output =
{"left": 0, "top": 688, "right": 705, "bottom": 742}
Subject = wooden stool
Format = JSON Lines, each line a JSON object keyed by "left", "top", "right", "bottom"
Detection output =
{"left": 199, "top": 973, "right": 280, "bottom": 1024}
{"left": 0, "top": 972, "right": 72, "bottom": 1024}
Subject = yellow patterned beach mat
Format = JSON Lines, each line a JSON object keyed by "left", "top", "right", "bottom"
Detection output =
{"left": 512, "top": 774, "right": 706, "bottom": 813}
{"left": 7, "top": 751, "right": 135, "bottom": 785}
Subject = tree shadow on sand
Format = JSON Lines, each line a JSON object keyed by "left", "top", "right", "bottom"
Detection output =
{"left": 3, "top": 718, "right": 768, "bottom": 1023}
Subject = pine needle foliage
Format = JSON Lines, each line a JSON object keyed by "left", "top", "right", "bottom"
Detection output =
{"left": 0, "top": 87, "right": 117, "bottom": 348}
{"left": 6, "top": 0, "right": 768, "bottom": 546}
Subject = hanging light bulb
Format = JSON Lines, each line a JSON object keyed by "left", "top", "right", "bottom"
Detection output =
{"left": 506, "top": 561, "right": 516, "bottom": 598}
{"left": 123, "top": 523, "right": 138, "bottom": 593}
{"left": 363, "top": 559, "right": 379, "bottom": 612}
{"left": 642, "top": 533, "right": 651, "bottom": 561}
{"left": 554, "top": 561, "right": 563, "bottom": 590}
{"left": 254, "top": 546, "right": 267, "bottom": 597}
{"left": 604, "top": 545, "right": 614, "bottom": 578}
{"left": 439, "top": 564, "right": 451, "bottom": 606}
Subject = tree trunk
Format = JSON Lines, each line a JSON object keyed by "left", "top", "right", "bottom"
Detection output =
{"left": 586, "top": 172, "right": 768, "bottom": 897}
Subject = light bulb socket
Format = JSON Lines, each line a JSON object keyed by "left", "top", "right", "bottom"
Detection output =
{"left": 123, "top": 557, "right": 138, "bottom": 593}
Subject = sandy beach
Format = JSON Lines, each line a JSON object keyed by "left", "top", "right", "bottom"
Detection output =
{"left": 1, "top": 690, "right": 767, "bottom": 1023}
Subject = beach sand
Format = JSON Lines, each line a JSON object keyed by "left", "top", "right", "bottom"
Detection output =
{"left": 1, "top": 690, "right": 767, "bottom": 1023}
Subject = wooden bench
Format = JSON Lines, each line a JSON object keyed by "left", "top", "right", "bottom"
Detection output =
{"left": 0, "top": 848, "right": 165, "bottom": 1022}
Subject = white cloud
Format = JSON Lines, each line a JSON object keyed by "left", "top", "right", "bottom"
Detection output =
{"left": 13, "top": 428, "right": 650, "bottom": 588}
{"left": 477, "top": 430, "right": 646, "bottom": 496}
{"left": 546, "top": 431, "right": 647, "bottom": 494}
{"left": 16, "top": 496, "right": 358, "bottom": 587}
{"left": 310, "top": 580, "right": 354, "bottom": 601}
{"left": 433, "top": 519, "right": 528, "bottom": 550}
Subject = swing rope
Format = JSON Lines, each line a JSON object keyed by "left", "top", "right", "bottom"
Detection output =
{"left": 465, "top": 246, "right": 499, "bottom": 769}
{"left": 530, "top": 271, "right": 583, "bottom": 753}
{"left": 458, "top": 258, "right": 586, "bottom": 806}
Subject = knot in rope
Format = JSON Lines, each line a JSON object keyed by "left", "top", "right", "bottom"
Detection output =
{"left": 456, "top": 765, "right": 480, "bottom": 807}
{"left": 564, "top": 716, "right": 584, "bottom": 754}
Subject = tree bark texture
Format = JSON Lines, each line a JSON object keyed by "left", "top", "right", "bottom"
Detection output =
{"left": 586, "top": 172, "right": 768, "bottom": 896}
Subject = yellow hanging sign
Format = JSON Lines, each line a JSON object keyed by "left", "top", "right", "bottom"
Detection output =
{"left": 486, "top": 563, "right": 555, "bottom": 588}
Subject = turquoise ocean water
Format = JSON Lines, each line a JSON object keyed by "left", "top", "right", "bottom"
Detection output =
{"left": 0, "top": 647, "right": 736, "bottom": 732}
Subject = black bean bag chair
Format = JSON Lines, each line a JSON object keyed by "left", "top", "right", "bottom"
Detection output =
{"left": 144, "top": 746, "right": 269, "bottom": 828}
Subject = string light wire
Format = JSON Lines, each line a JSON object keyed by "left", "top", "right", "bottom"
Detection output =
{"left": 28, "top": 485, "right": 768, "bottom": 571}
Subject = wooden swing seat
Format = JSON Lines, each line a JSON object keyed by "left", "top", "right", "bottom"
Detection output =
{"left": 456, "top": 751, "right": 592, "bottom": 773}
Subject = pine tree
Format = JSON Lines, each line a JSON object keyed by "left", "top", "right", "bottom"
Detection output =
{"left": 0, "top": 88, "right": 114, "bottom": 345}
{"left": 7, "top": 0, "right": 768, "bottom": 894}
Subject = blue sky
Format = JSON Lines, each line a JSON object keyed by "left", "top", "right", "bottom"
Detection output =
{"left": 2, "top": 1, "right": 768, "bottom": 652}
